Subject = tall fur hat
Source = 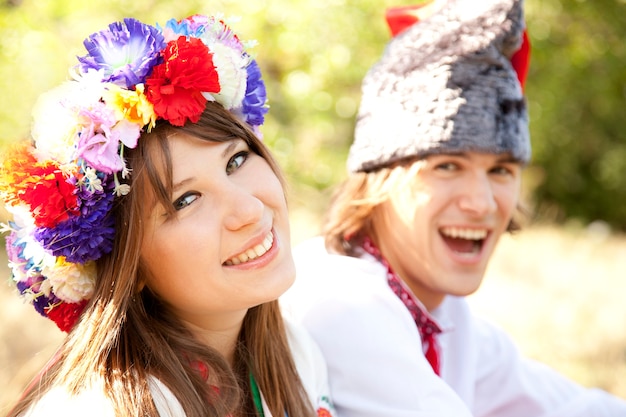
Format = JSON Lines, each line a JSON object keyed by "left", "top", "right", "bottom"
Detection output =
{"left": 347, "top": 0, "right": 531, "bottom": 173}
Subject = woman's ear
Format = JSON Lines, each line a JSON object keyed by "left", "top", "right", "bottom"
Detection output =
{"left": 136, "top": 279, "right": 146, "bottom": 293}
{"left": 135, "top": 263, "right": 149, "bottom": 293}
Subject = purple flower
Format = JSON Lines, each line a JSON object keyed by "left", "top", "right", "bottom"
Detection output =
{"left": 5, "top": 231, "right": 21, "bottom": 265}
{"left": 242, "top": 59, "right": 268, "bottom": 127}
{"left": 6, "top": 229, "right": 36, "bottom": 273}
{"left": 183, "top": 15, "right": 210, "bottom": 33}
{"left": 35, "top": 176, "right": 116, "bottom": 264}
{"left": 78, "top": 18, "right": 166, "bottom": 88}
{"left": 16, "top": 275, "right": 50, "bottom": 317}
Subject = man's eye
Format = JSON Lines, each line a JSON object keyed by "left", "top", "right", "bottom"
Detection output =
{"left": 434, "top": 162, "right": 458, "bottom": 171}
{"left": 173, "top": 192, "right": 198, "bottom": 211}
{"left": 226, "top": 151, "right": 249, "bottom": 175}
{"left": 490, "top": 166, "right": 517, "bottom": 176}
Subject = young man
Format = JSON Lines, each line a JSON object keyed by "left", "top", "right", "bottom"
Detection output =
{"left": 282, "top": 0, "right": 626, "bottom": 416}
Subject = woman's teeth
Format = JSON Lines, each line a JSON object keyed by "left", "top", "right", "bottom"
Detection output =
{"left": 224, "top": 232, "right": 274, "bottom": 266}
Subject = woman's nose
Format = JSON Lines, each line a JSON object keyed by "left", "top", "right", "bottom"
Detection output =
{"left": 222, "top": 186, "right": 264, "bottom": 231}
{"left": 457, "top": 173, "right": 497, "bottom": 217}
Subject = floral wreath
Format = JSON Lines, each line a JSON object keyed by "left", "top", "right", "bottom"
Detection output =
{"left": 0, "top": 14, "right": 269, "bottom": 332}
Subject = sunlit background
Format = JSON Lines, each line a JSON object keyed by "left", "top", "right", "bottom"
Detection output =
{"left": 1, "top": 0, "right": 625, "bottom": 412}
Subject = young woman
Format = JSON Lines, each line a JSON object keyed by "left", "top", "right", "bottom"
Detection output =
{"left": 282, "top": 0, "right": 626, "bottom": 416}
{"left": 1, "top": 14, "right": 333, "bottom": 417}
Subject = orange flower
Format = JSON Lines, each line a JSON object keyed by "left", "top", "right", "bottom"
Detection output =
{"left": 0, "top": 144, "right": 38, "bottom": 205}
{"left": 0, "top": 146, "right": 79, "bottom": 228}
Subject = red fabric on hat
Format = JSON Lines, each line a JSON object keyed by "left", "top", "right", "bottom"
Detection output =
{"left": 386, "top": 3, "right": 531, "bottom": 93}
{"left": 385, "top": 2, "right": 435, "bottom": 37}
{"left": 511, "top": 30, "right": 531, "bottom": 92}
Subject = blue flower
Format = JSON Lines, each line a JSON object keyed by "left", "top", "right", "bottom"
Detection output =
{"left": 78, "top": 18, "right": 166, "bottom": 88}
{"left": 35, "top": 176, "right": 116, "bottom": 264}
{"left": 242, "top": 59, "right": 268, "bottom": 127}
{"left": 161, "top": 17, "right": 205, "bottom": 38}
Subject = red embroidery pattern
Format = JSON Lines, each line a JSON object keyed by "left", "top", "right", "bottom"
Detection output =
{"left": 317, "top": 395, "right": 334, "bottom": 416}
{"left": 317, "top": 407, "right": 333, "bottom": 417}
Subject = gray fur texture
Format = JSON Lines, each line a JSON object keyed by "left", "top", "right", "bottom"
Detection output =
{"left": 347, "top": 0, "right": 531, "bottom": 173}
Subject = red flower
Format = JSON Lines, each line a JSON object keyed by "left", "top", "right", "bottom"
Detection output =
{"left": 45, "top": 300, "right": 88, "bottom": 332}
{"left": 145, "top": 36, "right": 221, "bottom": 126}
{"left": 1, "top": 148, "right": 80, "bottom": 229}
{"left": 19, "top": 163, "right": 80, "bottom": 228}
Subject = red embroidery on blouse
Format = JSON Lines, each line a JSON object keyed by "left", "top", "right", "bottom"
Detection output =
{"left": 317, "top": 407, "right": 333, "bottom": 417}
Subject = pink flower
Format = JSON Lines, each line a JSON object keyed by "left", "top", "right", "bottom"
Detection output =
{"left": 75, "top": 104, "right": 140, "bottom": 173}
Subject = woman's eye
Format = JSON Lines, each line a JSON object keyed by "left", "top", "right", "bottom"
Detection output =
{"left": 173, "top": 192, "right": 199, "bottom": 211}
{"left": 226, "top": 151, "right": 249, "bottom": 175}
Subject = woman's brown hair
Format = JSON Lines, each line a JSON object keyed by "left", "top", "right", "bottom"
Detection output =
{"left": 8, "top": 102, "right": 315, "bottom": 417}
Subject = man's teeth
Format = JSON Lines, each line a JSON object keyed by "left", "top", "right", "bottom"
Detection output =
{"left": 440, "top": 227, "right": 487, "bottom": 240}
{"left": 224, "top": 232, "right": 274, "bottom": 266}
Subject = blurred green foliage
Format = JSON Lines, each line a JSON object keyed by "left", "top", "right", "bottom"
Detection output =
{"left": 525, "top": 0, "right": 626, "bottom": 230}
{"left": 0, "top": 0, "right": 625, "bottom": 229}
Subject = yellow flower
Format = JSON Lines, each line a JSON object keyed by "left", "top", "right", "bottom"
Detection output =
{"left": 103, "top": 83, "right": 157, "bottom": 130}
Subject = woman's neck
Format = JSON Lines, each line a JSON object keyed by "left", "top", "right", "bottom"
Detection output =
{"left": 179, "top": 310, "right": 247, "bottom": 366}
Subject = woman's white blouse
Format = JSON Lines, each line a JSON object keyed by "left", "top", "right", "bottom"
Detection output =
{"left": 21, "top": 320, "right": 334, "bottom": 416}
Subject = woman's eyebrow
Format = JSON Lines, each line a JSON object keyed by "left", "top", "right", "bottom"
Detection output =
{"left": 172, "top": 177, "right": 194, "bottom": 194}
{"left": 172, "top": 141, "right": 242, "bottom": 193}
{"left": 222, "top": 140, "right": 240, "bottom": 158}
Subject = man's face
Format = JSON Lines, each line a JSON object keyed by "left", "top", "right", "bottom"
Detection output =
{"left": 373, "top": 152, "right": 522, "bottom": 311}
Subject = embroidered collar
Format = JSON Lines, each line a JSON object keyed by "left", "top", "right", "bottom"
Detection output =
{"left": 362, "top": 236, "right": 443, "bottom": 374}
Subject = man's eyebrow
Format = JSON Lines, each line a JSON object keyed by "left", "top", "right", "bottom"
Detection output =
{"left": 428, "top": 152, "right": 522, "bottom": 163}
{"left": 496, "top": 154, "right": 523, "bottom": 163}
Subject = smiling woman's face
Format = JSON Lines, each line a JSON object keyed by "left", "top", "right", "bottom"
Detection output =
{"left": 139, "top": 132, "right": 294, "bottom": 331}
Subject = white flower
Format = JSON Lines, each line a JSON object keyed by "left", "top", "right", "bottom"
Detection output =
{"left": 43, "top": 260, "right": 96, "bottom": 303}
{"left": 8, "top": 260, "right": 28, "bottom": 283}
{"left": 31, "top": 70, "right": 107, "bottom": 164}
{"left": 114, "top": 183, "right": 131, "bottom": 196}
{"left": 20, "top": 237, "right": 51, "bottom": 270}
{"left": 39, "top": 278, "right": 53, "bottom": 298}
{"left": 80, "top": 167, "right": 104, "bottom": 193}
{"left": 5, "top": 204, "right": 35, "bottom": 239}
{"left": 203, "top": 43, "right": 248, "bottom": 110}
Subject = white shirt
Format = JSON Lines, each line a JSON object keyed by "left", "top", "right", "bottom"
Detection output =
{"left": 281, "top": 237, "right": 626, "bottom": 417}
{"left": 22, "top": 319, "right": 334, "bottom": 416}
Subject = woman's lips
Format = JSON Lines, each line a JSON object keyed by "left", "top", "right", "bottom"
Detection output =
{"left": 224, "top": 230, "right": 274, "bottom": 266}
